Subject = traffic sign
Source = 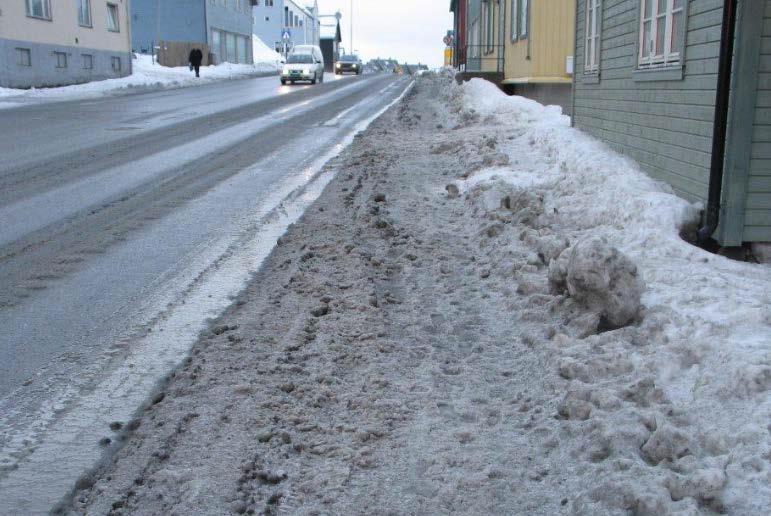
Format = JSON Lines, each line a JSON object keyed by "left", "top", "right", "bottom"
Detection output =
{"left": 444, "top": 30, "right": 455, "bottom": 47}
{"left": 282, "top": 28, "right": 291, "bottom": 40}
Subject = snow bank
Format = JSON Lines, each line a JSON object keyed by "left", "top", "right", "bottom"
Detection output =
{"left": 451, "top": 77, "right": 771, "bottom": 514}
{"left": 252, "top": 36, "right": 284, "bottom": 66}
{"left": 0, "top": 53, "right": 279, "bottom": 106}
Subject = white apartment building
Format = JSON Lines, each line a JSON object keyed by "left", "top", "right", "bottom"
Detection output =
{"left": 0, "top": 0, "right": 132, "bottom": 88}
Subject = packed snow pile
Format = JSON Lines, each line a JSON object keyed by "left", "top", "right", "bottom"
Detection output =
{"left": 252, "top": 36, "right": 285, "bottom": 67}
{"left": 0, "top": 53, "right": 278, "bottom": 106}
{"left": 441, "top": 77, "right": 771, "bottom": 514}
{"left": 549, "top": 236, "right": 644, "bottom": 329}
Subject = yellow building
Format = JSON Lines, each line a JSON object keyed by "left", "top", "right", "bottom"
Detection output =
{"left": 502, "top": 0, "right": 575, "bottom": 112}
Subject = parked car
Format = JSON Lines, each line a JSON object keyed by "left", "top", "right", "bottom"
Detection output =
{"left": 281, "top": 46, "right": 325, "bottom": 85}
{"left": 335, "top": 55, "right": 363, "bottom": 75}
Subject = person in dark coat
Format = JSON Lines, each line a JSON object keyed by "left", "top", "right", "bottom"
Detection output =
{"left": 189, "top": 48, "right": 203, "bottom": 78}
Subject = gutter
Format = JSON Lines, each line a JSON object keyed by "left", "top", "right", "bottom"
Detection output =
{"left": 126, "top": 0, "right": 133, "bottom": 75}
{"left": 571, "top": 0, "right": 578, "bottom": 126}
{"left": 698, "top": 0, "right": 738, "bottom": 245}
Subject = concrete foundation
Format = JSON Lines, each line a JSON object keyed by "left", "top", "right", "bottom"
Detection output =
{"left": 455, "top": 71, "right": 504, "bottom": 85}
{"left": 0, "top": 38, "right": 131, "bottom": 89}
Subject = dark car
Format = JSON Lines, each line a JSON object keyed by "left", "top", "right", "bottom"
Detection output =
{"left": 335, "top": 54, "right": 363, "bottom": 75}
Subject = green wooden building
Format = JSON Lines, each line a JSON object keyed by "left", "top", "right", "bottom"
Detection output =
{"left": 572, "top": 0, "right": 770, "bottom": 247}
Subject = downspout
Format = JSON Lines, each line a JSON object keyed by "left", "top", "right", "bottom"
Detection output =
{"left": 697, "top": 0, "right": 738, "bottom": 245}
{"left": 498, "top": 0, "right": 505, "bottom": 74}
{"left": 570, "top": 0, "right": 578, "bottom": 125}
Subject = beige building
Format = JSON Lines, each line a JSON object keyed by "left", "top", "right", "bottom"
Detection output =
{"left": 0, "top": 0, "right": 132, "bottom": 88}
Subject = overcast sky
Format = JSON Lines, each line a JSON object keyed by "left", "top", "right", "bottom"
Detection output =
{"left": 315, "top": 0, "right": 453, "bottom": 67}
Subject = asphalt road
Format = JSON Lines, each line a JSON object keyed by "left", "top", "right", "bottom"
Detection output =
{"left": 0, "top": 71, "right": 410, "bottom": 512}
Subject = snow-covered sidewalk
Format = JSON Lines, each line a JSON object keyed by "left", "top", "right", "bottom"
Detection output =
{"left": 0, "top": 52, "right": 280, "bottom": 108}
{"left": 67, "top": 75, "right": 769, "bottom": 515}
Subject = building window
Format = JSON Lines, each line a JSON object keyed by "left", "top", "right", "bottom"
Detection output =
{"left": 111, "top": 56, "right": 121, "bottom": 72}
{"left": 510, "top": 0, "right": 518, "bottom": 40}
{"left": 106, "top": 3, "right": 120, "bottom": 32}
{"left": 55, "top": 52, "right": 68, "bottom": 68}
{"left": 518, "top": 0, "right": 529, "bottom": 39}
{"left": 482, "top": 2, "right": 490, "bottom": 52}
{"left": 237, "top": 35, "right": 248, "bottom": 63}
{"left": 25, "top": 0, "right": 51, "bottom": 19}
{"left": 78, "top": 0, "right": 92, "bottom": 27}
{"left": 266, "top": 0, "right": 273, "bottom": 6}
{"left": 16, "top": 48, "right": 32, "bottom": 66}
{"left": 585, "top": 0, "right": 601, "bottom": 72}
{"left": 82, "top": 54, "right": 93, "bottom": 69}
{"left": 638, "top": 0, "right": 685, "bottom": 68}
{"left": 469, "top": 19, "right": 480, "bottom": 58}
{"left": 212, "top": 29, "right": 222, "bottom": 62}
{"left": 226, "top": 32, "right": 237, "bottom": 62}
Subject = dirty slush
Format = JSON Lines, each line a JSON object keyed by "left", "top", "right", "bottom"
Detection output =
{"left": 67, "top": 75, "right": 751, "bottom": 515}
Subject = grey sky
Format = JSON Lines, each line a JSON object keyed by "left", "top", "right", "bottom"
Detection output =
{"left": 315, "top": 0, "right": 453, "bottom": 67}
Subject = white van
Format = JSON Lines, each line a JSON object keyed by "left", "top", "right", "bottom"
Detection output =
{"left": 280, "top": 45, "right": 325, "bottom": 85}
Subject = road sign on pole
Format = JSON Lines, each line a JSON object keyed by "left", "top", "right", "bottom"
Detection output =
{"left": 282, "top": 28, "right": 291, "bottom": 41}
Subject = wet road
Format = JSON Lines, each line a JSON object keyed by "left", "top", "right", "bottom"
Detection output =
{"left": 0, "top": 71, "right": 410, "bottom": 513}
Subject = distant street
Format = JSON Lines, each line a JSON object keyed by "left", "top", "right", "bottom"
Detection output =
{"left": 0, "top": 72, "right": 410, "bottom": 512}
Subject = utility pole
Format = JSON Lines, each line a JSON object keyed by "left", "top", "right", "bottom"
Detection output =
{"left": 349, "top": 0, "right": 353, "bottom": 55}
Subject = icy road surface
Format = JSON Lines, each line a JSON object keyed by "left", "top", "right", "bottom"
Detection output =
{"left": 0, "top": 72, "right": 412, "bottom": 513}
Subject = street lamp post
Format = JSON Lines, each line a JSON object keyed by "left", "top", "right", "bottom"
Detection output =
{"left": 350, "top": 0, "right": 353, "bottom": 56}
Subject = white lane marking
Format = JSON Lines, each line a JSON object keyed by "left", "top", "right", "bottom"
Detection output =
{"left": 0, "top": 79, "right": 376, "bottom": 248}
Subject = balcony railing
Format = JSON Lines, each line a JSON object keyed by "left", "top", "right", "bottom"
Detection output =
{"left": 456, "top": 45, "right": 504, "bottom": 73}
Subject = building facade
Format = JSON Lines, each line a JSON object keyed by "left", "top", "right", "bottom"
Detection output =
{"left": 131, "top": 0, "right": 253, "bottom": 64}
{"left": 502, "top": 0, "right": 575, "bottom": 113}
{"left": 0, "top": 0, "right": 132, "bottom": 88}
{"left": 573, "top": 0, "right": 770, "bottom": 246}
{"left": 449, "top": 0, "right": 467, "bottom": 69}
{"left": 454, "top": 0, "right": 504, "bottom": 77}
{"left": 319, "top": 19, "right": 340, "bottom": 72}
{"left": 251, "top": 0, "right": 319, "bottom": 54}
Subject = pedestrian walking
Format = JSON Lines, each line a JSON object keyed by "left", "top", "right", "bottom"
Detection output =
{"left": 189, "top": 48, "right": 203, "bottom": 78}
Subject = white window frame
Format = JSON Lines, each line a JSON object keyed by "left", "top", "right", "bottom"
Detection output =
{"left": 78, "top": 0, "right": 92, "bottom": 27}
{"left": 106, "top": 3, "right": 120, "bottom": 32}
{"left": 584, "top": 0, "right": 601, "bottom": 72}
{"left": 111, "top": 56, "right": 122, "bottom": 72}
{"left": 638, "top": 0, "right": 685, "bottom": 68}
{"left": 26, "top": 0, "right": 51, "bottom": 20}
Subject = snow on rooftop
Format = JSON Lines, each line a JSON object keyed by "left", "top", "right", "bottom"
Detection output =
{"left": 320, "top": 24, "right": 338, "bottom": 40}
